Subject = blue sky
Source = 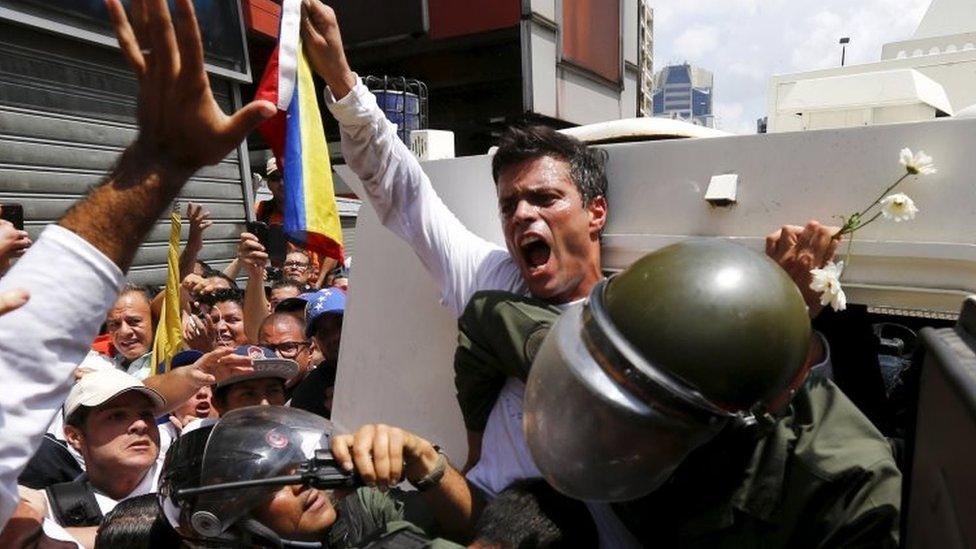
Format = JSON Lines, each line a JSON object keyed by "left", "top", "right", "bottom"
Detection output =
{"left": 652, "top": 0, "right": 932, "bottom": 134}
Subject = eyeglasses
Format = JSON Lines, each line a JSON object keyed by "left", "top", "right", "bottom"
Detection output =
{"left": 283, "top": 261, "right": 310, "bottom": 269}
{"left": 264, "top": 341, "right": 310, "bottom": 359}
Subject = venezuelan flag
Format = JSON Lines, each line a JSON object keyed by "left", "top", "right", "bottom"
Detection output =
{"left": 255, "top": 0, "right": 344, "bottom": 261}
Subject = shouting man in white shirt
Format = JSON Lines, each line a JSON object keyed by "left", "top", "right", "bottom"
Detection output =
{"left": 299, "top": 0, "right": 842, "bottom": 544}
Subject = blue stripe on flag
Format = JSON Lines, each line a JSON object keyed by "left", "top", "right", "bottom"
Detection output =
{"left": 283, "top": 89, "right": 307, "bottom": 242}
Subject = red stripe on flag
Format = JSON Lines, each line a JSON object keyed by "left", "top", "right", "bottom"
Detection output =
{"left": 255, "top": 46, "right": 287, "bottom": 169}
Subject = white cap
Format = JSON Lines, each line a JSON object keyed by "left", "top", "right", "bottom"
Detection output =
{"left": 64, "top": 369, "right": 166, "bottom": 421}
{"left": 266, "top": 156, "right": 279, "bottom": 176}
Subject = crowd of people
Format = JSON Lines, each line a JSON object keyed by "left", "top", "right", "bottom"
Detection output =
{"left": 0, "top": 0, "right": 914, "bottom": 547}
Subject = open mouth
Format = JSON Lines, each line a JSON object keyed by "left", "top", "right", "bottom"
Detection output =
{"left": 520, "top": 235, "right": 552, "bottom": 272}
{"left": 194, "top": 402, "right": 211, "bottom": 416}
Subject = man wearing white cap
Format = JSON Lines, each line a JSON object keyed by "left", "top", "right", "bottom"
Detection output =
{"left": 42, "top": 369, "right": 166, "bottom": 546}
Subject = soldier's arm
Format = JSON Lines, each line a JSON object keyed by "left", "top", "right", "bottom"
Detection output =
{"left": 818, "top": 457, "right": 902, "bottom": 548}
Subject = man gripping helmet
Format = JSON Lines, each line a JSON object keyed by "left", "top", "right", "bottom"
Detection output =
{"left": 459, "top": 240, "right": 901, "bottom": 546}
{"left": 159, "top": 406, "right": 470, "bottom": 548}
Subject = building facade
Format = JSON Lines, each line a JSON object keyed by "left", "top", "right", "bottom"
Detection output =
{"left": 767, "top": 0, "right": 976, "bottom": 133}
{"left": 651, "top": 63, "right": 715, "bottom": 128}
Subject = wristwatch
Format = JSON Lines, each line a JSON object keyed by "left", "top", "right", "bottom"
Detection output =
{"left": 410, "top": 446, "right": 447, "bottom": 492}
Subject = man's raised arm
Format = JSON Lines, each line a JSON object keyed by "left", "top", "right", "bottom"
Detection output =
{"left": 0, "top": 0, "right": 273, "bottom": 528}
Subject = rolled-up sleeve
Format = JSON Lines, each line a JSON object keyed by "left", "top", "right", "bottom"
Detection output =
{"left": 0, "top": 225, "right": 124, "bottom": 527}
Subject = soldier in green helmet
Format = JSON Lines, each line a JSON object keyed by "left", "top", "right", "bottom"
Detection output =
{"left": 455, "top": 240, "right": 901, "bottom": 547}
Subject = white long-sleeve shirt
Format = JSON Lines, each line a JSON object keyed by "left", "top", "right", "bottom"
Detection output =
{"left": 325, "top": 77, "right": 526, "bottom": 318}
{"left": 0, "top": 226, "right": 124, "bottom": 527}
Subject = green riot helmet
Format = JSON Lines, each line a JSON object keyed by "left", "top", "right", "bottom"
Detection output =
{"left": 523, "top": 240, "right": 812, "bottom": 502}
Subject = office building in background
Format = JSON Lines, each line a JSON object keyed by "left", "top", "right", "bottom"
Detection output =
{"left": 651, "top": 63, "right": 715, "bottom": 127}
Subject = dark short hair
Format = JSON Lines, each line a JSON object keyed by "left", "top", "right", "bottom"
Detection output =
{"left": 65, "top": 405, "right": 92, "bottom": 432}
{"left": 491, "top": 125, "right": 608, "bottom": 206}
{"left": 212, "top": 377, "right": 285, "bottom": 409}
{"left": 119, "top": 283, "right": 155, "bottom": 304}
{"left": 94, "top": 494, "right": 180, "bottom": 548}
{"left": 271, "top": 278, "right": 304, "bottom": 293}
{"left": 474, "top": 480, "right": 597, "bottom": 548}
{"left": 199, "top": 288, "right": 244, "bottom": 308}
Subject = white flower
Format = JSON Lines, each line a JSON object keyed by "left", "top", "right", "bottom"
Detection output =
{"left": 899, "top": 148, "right": 937, "bottom": 175}
{"left": 879, "top": 193, "right": 919, "bottom": 222}
{"left": 809, "top": 261, "right": 847, "bottom": 312}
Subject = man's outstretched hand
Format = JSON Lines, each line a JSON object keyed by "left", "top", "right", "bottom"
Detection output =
{"left": 301, "top": 0, "right": 357, "bottom": 100}
{"left": 766, "top": 220, "right": 841, "bottom": 319}
{"left": 105, "top": 0, "right": 275, "bottom": 173}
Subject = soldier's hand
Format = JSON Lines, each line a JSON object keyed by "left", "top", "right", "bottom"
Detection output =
{"left": 331, "top": 424, "right": 440, "bottom": 490}
{"left": 765, "top": 220, "right": 841, "bottom": 318}
{"left": 105, "top": 0, "right": 275, "bottom": 174}
{"left": 301, "top": 0, "right": 357, "bottom": 99}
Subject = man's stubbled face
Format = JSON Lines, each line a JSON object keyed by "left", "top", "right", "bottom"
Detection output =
{"left": 497, "top": 156, "right": 606, "bottom": 305}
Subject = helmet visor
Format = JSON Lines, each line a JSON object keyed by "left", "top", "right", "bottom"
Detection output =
{"left": 191, "top": 406, "right": 336, "bottom": 538}
{"left": 524, "top": 301, "right": 728, "bottom": 502}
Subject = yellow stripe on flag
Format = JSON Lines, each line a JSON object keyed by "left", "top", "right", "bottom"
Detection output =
{"left": 297, "top": 48, "right": 342, "bottom": 247}
{"left": 151, "top": 210, "right": 183, "bottom": 373}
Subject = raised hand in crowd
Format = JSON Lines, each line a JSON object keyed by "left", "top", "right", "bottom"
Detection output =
{"left": 238, "top": 232, "right": 272, "bottom": 341}
{"left": 186, "top": 203, "right": 213, "bottom": 244}
{"left": 181, "top": 309, "right": 215, "bottom": 352}
{"left": 144, "top": 347, "right": 253, "bottom": 413}
{"left": 181, "top": 272, "right": 219, "bottom": 298}
{"left": 765, "top": 220, "right": 841, "bottom": 319}
{"left": 179, "top": 202, "right": 214, "bottom": 281}
{"left": 59, "top": 0, "right": 275, "bottom": 270}
{"left": 0, "top": 217, "right": 31, "bottom": 274}
{"left": 238, "top": 232, "right": 269, "bottom": 275}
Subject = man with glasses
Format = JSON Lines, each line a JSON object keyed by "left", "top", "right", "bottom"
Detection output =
{"left": 281, "top": 288, "right": 347, "bottom": 418}
{"left": 258, "top": 312, "right": 314, "bottom": 399}
{"left": 282, "top": 250, "right": 313, "bottom": 286}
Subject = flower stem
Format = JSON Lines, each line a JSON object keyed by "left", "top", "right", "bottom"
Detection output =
{"left": 854, "top": 211, "right": 884, "bottom": 231}
{"left": 857, "top": 173, "right": 910, "bottom": 218}
{"left": 842, "top": 233, "right": 855, "bottom": 278}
